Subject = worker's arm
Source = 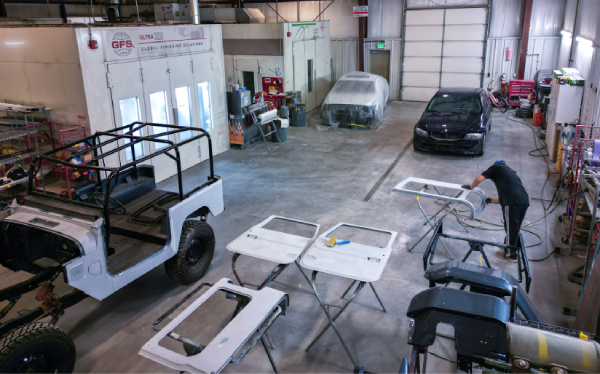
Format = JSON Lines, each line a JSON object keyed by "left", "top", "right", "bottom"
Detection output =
{"left": 470, "top": 175, "right": 486, "bottom": 189}
{"left": 471, "top": 175, "right": 499, "bottom": 204}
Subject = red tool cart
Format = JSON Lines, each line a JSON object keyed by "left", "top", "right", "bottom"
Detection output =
{"left": 508, "top": 79, "right": 535, "bottom": 107}
{"left": 262, "top": 77, "right": 284, "bottom": 108}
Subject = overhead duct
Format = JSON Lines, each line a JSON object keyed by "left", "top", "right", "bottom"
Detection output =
{"left": 199, "top": 8, "right": 265, "bottom": 24}
{"left": 105, "top": 0, "right": 122, "bottom": 21}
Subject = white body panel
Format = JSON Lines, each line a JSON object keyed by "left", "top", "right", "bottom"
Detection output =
{"left": 227, "top": 216, "right": 319, "bottom": 264}
{"left": 4, "top": 179, "right": 224, "bottom": 301}
{"left": 300, "top": 223, "right": 397, "bottom": 283}
{"left": 139, "top": 278, "right": 287, "bottom": 374}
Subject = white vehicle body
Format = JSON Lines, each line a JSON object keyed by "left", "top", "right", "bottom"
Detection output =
{"left": 321, "top": 72, "right": 390, "bottom": 129}
{"left": 2, "top": 179, "right": 224, "bottom": 301}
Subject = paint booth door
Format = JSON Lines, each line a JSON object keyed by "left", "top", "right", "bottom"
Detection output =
{"left": 293, "top": 40, "right": 317, "bottom": 111}
{"left": 107, "top": 61, "right": 149, "bottom": 173}
{"left": 140, "top": 58, "right": 175, "bottom": 183}
{"left": 168, "top": 54, "right": 201, "bottom": 172}
{"left": 315, "top": 37, "right": 331, "bottom": 106}
{"left": 191, "top": 52, "right": 217, "bottom": 165}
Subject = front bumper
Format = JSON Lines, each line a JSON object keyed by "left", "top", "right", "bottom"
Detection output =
{"left": 321, "top": 104, "right": 378, "bottom": 128}
{"left": 413, "top": 134, "right": 482, "bottom": 155}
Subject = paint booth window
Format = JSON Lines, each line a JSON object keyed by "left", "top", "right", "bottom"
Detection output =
{"left": 198, "top": 82, "right": 213, "bottom": 131}
{"left": 119, "top": 97, "right": 144, "bottom": 161}
{"left": 149, "top": 91, "right": 170, "bottom": 149}
{"left": 175, "top": 86, "right": 193, "bottom": 141}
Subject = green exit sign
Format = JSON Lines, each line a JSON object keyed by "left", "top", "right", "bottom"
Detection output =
{"left": 377, "top": 42, "right": 385, "bottom": 49}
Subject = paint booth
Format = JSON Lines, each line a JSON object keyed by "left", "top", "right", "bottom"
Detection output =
{"left": 223, "top": 21, "right": 332, "bottom": 112}
{"left": 0, "top": 24, "right": 228, "bottom": 183}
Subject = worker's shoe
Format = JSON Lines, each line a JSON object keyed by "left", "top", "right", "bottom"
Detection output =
{"left": 496, "top": 250, "right": 517, "bottom": 263}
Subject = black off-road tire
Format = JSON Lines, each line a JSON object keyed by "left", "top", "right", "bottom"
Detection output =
{"left": 0, "top": 323, "right": 76, "bottom": 373}
{"left": 165, "top": 221, "right": 215, "bottom": 285}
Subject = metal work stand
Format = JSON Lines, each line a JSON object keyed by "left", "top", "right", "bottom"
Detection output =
{"left": 425, "top": 221, "right": 532, "bottom": 293}
{"left": 300, "top": 223, "right": 398, "bottom": 371}
{"left": 226, "top": 216, "right": 320, "bottom": 348}
{"left": 247, "top": 102, "right": 283, "bottom": 153}
{"left": 393, "top": 177, "right": 487, "bottom": 256}
{"left": 304, "top": 271, "right": 386, "bottom": 366}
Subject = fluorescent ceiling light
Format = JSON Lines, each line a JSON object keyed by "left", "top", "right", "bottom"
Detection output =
{"left": 561, "top": 30, "right": 572, "bottom": 38}
{"left": 576, "top": 36, "right": 594, "bottom": 47}
{"left": 5, "top": 42, "right": 24, "bottom": 45}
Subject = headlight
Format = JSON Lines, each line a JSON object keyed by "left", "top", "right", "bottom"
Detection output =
{"left": 463, "top": 133, "right": 484, "bottom": 140}
{"left": 415, "top": 127, "right": 428, "bottom": 137}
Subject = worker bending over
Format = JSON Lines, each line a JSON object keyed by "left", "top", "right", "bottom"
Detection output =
{"left": 463, "top": 160, "right": 529, "bottom": 262}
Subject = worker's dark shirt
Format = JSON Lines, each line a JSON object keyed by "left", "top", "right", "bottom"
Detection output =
{"left": 481, "top": 164, "right": 529, "bottom": 207}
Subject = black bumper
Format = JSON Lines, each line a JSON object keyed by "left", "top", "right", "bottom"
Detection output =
{"left": 413, "top": 134, "right": 482, "bottom": 155}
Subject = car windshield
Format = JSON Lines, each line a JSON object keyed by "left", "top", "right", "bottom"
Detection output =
{"left": 331, "top": 80, "right": 376, "bottom": 95}
{"left": 427, "top": 95, "right": 482, "bottom": 114}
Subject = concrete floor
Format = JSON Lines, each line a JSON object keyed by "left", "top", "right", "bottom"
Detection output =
{"left": 0, "top": 102, "right": 584, "bottom": 373}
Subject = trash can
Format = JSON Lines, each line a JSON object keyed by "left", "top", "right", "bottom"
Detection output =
{"left": 290, "top": 104, "right": 306, "bottom": 127}
{"left": 280, "top": 105, "right": 289, "bottom": 118}
{"left": 271, "top": 119, "right": 288, "bottom": 142}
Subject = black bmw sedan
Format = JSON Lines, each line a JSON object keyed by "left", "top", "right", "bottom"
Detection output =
{"left": 413, "top": 87, "right": 492, "bottom": 156}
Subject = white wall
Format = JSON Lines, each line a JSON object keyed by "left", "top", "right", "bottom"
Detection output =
{"left": 246, "top": 0, "right": 358, "bottom": 39}
{"left": 224, "top": 54, "right": 285, "bottom": 92}
{"left": 0, "top": 27, "right": 89, "bottom": 125}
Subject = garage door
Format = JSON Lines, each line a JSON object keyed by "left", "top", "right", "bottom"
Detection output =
{"left": 402, "top": 7, "right": 487, "bottom": 102}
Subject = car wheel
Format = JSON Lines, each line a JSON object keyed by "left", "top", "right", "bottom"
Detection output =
{"left": 0, "top": 323, "right": 76, "bottom": 373}
{"left": 476, "top": 134, "right": 486, "bottom": 156}
{"left": 165, "top": 221, "right": 215, "bottom": 285}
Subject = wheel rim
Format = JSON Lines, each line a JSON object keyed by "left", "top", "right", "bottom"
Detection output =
{"left": 186, "top": 239, "right": 204, "bottom": 266}
{"left": 14, "top": 352, "right": 52, "bottom": 373}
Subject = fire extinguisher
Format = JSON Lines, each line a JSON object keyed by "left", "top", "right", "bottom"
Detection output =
{"left": 500, "top": 73, "right": 507, "bottom": 88}
{"left": 506, "top": 47, "right": 511, "bottom": 61}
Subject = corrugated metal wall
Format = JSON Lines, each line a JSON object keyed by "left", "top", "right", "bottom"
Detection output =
{"left": 483, "top": 36, "right": 560, "bottom": 92}
{"left": 331, "top": 39, "right": 359, "bottom": 83}
{"left": 569, "top": 0, "right": 600, "bottom": 79}
{"left": 368, "top": 0, "right": 402, "bottom": 38}
{"left": 530, "top": 0, "right": 565, "bottom": 37}
{"left": 364, "top": 39, "right": 402, "bottom": 100}
{"left": 489, "top": 0, "right": 524, "bottom": 38}
{"left": 484, "top": 38, "right": 520, "bottom": 91}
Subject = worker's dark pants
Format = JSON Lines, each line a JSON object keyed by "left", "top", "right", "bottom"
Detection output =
{"left": 502, "top": 204, "right": 528, "bottom": 258}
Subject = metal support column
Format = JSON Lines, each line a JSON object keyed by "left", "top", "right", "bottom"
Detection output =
{"left": 517, "top": 0, "right": 534, "bottom": 80}
{"left": 358, "top": 0, "right": 367, "bottom": 72}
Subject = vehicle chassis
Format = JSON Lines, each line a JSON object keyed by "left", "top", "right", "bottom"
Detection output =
{"left": 0, "top": 121, "right": 221, "bottom": 352}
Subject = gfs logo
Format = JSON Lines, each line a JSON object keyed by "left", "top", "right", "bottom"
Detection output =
{"left": 111, "top": 32, "right": 134, "bottom": 57}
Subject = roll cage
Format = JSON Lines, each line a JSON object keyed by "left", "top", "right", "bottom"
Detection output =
{"left": 27, "top": 122, "right": 218, "bottom": 249}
